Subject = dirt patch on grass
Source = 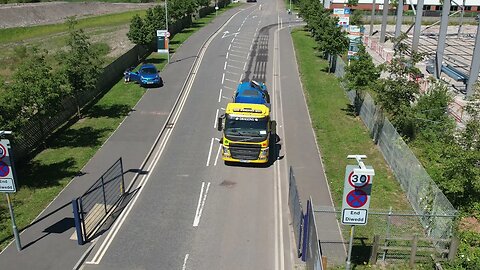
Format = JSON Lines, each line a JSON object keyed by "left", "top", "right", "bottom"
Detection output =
{"left": 459, "top": 216, "right": 480, "bottom": 233}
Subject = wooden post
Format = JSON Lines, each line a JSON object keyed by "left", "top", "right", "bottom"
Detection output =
{"left": 410, "top": 234, "right": 419, "bottom": 268}
{"left": 370, "top": 235, "right": 380, "bottom": 264}
{"left": 448, "top": 237, "right": 460, "bottom": 261}
{"left": 321, "top": 256, "right": 327, "bottom": 269}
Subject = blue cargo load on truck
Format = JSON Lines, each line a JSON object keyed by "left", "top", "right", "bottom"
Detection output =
{"left": 234, "top": 81, "right": 270, "bottom": 104}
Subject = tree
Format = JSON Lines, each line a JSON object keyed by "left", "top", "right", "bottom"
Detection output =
{"left": 316, "top": 16, "right": 349, "bottom": 72}
{"left": 127, "top": 14, "right": 150, "bottom": 45}
{"left": 9, "top": 48, "right": 66, "bottom": 142}
{"left": 61, "top": 17, "right": 102, "bottom": 118}
{"left": 196, "top": 0, "right": 210, "bottom": 8}
{"left": 168, "top": 0, "right": 198, "bottom": 21}
{"left": 344, "top": 43, "right": 379, "bottom": 92}
{"left": 144, "top": 6, "right": 166, "bottom": 44}
{"left": 373, "top": 34, "right": 424, "bottom": 136}
{"left": 347, "top": 0, "right": 363, "bottom": 26}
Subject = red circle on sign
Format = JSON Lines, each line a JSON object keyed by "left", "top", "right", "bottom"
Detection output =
{"left": 0, "top": 143, "right": 6, "bottom": 159}
{"left": 0, "top": 160, "right": 10, "bottom": 177}
{"left": 348, "top": 171, "right": 370, "bottom": 188}
{"left": 346, "top": 189, "right": 368, "bottom": 208}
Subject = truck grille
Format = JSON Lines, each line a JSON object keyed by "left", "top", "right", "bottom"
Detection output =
{"left": 229, "top": 143, "right": 261, "bottom": 160}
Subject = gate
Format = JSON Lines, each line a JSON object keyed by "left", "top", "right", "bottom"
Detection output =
{"left": 72, "top": 158, "right": 125, "bottom": 245}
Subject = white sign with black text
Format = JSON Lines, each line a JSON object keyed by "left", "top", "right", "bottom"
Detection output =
{"left": 342, "top": 209, "right": 368, "bottom": 225}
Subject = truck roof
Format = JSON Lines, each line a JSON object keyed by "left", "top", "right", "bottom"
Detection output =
{"left": 234, "top": 81, "right": 269, "bottom": 104}
{"left": 225, "top": 103, "right": 270, "bottom": 117}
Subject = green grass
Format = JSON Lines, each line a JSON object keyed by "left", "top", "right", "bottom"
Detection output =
{"left": 0, "top": 10, "right": 147, "bottom": 45}
{"left": 0, "top": 3, "right": 240, "bottom": 252}
{"left": 291, "top": 27, "right": 421, "bottom": 267}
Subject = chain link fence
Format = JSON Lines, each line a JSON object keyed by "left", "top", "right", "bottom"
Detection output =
{"left": 332, "top": 55, "right": 457, "bottom": 247}
{"left": 314, "top": 206, "right": 457, "bottom": 266}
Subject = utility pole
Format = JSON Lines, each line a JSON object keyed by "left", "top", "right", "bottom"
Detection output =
{"left": 165, "top": 0, "right": 169, "bottom": 63}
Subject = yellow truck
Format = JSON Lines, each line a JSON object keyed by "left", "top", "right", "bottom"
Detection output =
{"left": 217, "top": 103, "right": 272, "bottom": 164}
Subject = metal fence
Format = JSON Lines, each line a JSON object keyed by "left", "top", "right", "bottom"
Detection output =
{"left": 288, "top": 166, "right": 304, "bottom": 258}
{"left": 333, "top": 55, "right": 457, "bottom": 245}
{"left": 314, "top": 207, "right": 458, "bottom": 265}
{"left": 304, "top": 199, "right": 324, "bottom": 270}
{"left": 72, "top": 158, "right": 125, "bottom": 245}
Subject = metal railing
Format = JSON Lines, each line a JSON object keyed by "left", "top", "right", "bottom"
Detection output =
{"left": 72, "top": 158, "right": 125, "bottom": 245}
{"left": 304, "top": 198, "right": 324, "bottom": 270}
{"left": 288, "top": 166, "right": 304, "bottom": 258}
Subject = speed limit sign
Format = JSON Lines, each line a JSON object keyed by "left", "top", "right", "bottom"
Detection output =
{"left": 348, "top": 171, "right": 370, "bottom": 188}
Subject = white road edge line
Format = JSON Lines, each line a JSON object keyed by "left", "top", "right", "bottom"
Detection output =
{"left": 182, "top": 254, "right": 189, "bottom": 270}
{"left": 206, "top": 137, "right": 214, "bottom": 166}
{"left": 193, "top": 182, "right": 211, "bottom": 227}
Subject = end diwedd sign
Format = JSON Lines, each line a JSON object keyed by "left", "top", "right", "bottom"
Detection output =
{"left": 0, "top": 139, "right": 16, "bottom": 193}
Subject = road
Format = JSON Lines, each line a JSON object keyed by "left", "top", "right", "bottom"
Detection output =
{"left": 82, "top": 1, "right": 296, "bottom": 269}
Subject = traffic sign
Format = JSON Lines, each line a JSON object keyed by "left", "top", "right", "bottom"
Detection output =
{"left": 0, "top": 139, "right": 16, "bottom": 193}
{"left": 341, "top": 164, "right": 374, "bottom": 225}
{"left": 348, "top": 171, "right": 370, "bottom": 188}
{"left": 0, "top": 160, "right": 10, "bottom": 177}
{"left": 346, "top": 189, "right": 367, "bottom": 208}
{"left": 0, "top": 143, "right": 6, "bottom": 159}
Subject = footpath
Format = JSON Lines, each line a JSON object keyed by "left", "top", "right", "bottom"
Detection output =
{"left": 0, "top": 8, "right": 239, "bottom": 270}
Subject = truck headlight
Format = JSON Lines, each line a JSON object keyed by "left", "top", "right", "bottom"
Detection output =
{"left": 259, "top": 148, "right": 269, "bottom": 159}
{"left": 222, "top": 146, "right": 231, "bottom": 157}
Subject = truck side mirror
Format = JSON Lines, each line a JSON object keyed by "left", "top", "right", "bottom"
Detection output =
{"left": 217, "top": 117, "right": 223, "bottom": 131}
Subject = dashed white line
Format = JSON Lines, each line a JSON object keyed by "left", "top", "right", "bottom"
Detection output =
{"left": 228, "top": 44, "right": 232, "bottom": 50}
{"left": 221, "top": 73, "right": 225, "bottom": 84}
{"left": 243, "top": 62, "right": 247, "bottom": 71}
{"left": 193, "top": 182, "right": 211, "bottom": 227}
{"left": 206, "top": 138, "right": 214, "bottom": 166}
{"left": 182, "top": 254, "right": 189, "bottom": 270}
{"left": 226, "top": 52, "right": 229, "bottom": 59}
{"left": 239, "top": 73, "right": 244, "bottom": 81}
{"left": 214, "top": 144, "right": 222, "bottom": 166}
{"left": 218, "top": 90, "right": 222, "bottom": 103}
{"left": 214, "top": 109, "right": 220, "bottom": 128}
{"left": 224, "top": 61, "right": 227, "bottom": 70}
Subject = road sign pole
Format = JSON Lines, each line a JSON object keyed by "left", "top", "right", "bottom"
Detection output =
{"left": 6, "top": 193, "right": 21, "bottom": 251}
{"left": 346, "top": 225, "right": 355, "bottom": 270}
{"left": 165, "top": 0, "right": 169, "bottom": 63}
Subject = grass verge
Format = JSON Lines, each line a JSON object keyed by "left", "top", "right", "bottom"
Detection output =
{"left": 291, "top": 27, "right": 421, "bottom": 267}
{"left": 0, "top": 3, "right": 240, "bottom": 252}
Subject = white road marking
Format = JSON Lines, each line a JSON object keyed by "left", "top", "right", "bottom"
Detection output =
{"left": 228, "top": 53, "right": 246, "bottom": 59}
{"left": 230, "top": 49, "right": 248, "bottom": 55}
{"left": 221, "top": 73, "right": 225, "bottom": 84}
{"left": 214, "top": 143, "right": 222, "bottom": 166}
{"left": 231, "top": 45, "right": 246, "bottom": 49}
{"left": 243, "top": 61, "right": 247, "bottom": 71}
{"left": 214, "top": 109, "right": 219, "bottom": 127}
{"left": 224, "top": 61, "right": 227, "bottom": 70}
{"left": 225, "top": 78, "right": 237, "bottom": 83}
{"left": 228, "top": 58, "right": 245, "bottom": 64}
{"left": 218, "top": 89, "right": 222, "bottom": 103}
{"left": 228, "top": 44, "right": 232, "bottom": 50}
{"left": 232, "top": 40, "right": 250, "bottom": 46}
{"left": 206, "top": 138, "right": 214, "bottom": 166}
{"left": 182, "top": 254, "right": 189, "bottom": 270}
{"left": 239, "top": 73, "right": 244, "bottom": 81}
{"left": 224, "top": 86, "right": 234, "bottom": 90}
{"left": 222, "top": 95, "right": 230, "bottom": 100}
{"left": 227, "top": 64, "right": 243, "bottom": 70}
{"left": 226, "top": 52, "right": 229, "bottom": 59}
{"left": 193, "top": 182, "right": 211, "bottom": 227}
{"left": 226, "top": 70, "right": 240, "bottom": 76}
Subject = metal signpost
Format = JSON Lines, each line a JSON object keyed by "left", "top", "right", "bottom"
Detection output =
{"left": 0, "top": 134, "right": 22, "bottom": 251}
{"left": 343, "top": 155, "right": 375, "bottom": 270}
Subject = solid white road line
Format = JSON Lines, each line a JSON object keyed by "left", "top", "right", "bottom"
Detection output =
{"left": 206, "top": 138, "right": 214, "bottom": 166}
{"left": 193, "top": 182, "right": 211, "bottom": 227}
{"left": 182, "top": 254, "right": 189, "bottom": 270}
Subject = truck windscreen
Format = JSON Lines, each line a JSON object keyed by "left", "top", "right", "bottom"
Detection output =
{"left": 224, "top": 116, "right": 269, "bottom": 142}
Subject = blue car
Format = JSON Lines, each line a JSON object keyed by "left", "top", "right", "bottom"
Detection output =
{"left": 128, "top": 64, "right": 163, "bottom": 87}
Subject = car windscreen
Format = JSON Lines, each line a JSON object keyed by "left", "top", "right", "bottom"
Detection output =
{"left": 141, "top": 68, "right": 157, "bottom": 75}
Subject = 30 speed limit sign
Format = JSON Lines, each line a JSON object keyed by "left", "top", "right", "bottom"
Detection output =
{"left": 348, "top": 171, "right": 370, "bottom": 188}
